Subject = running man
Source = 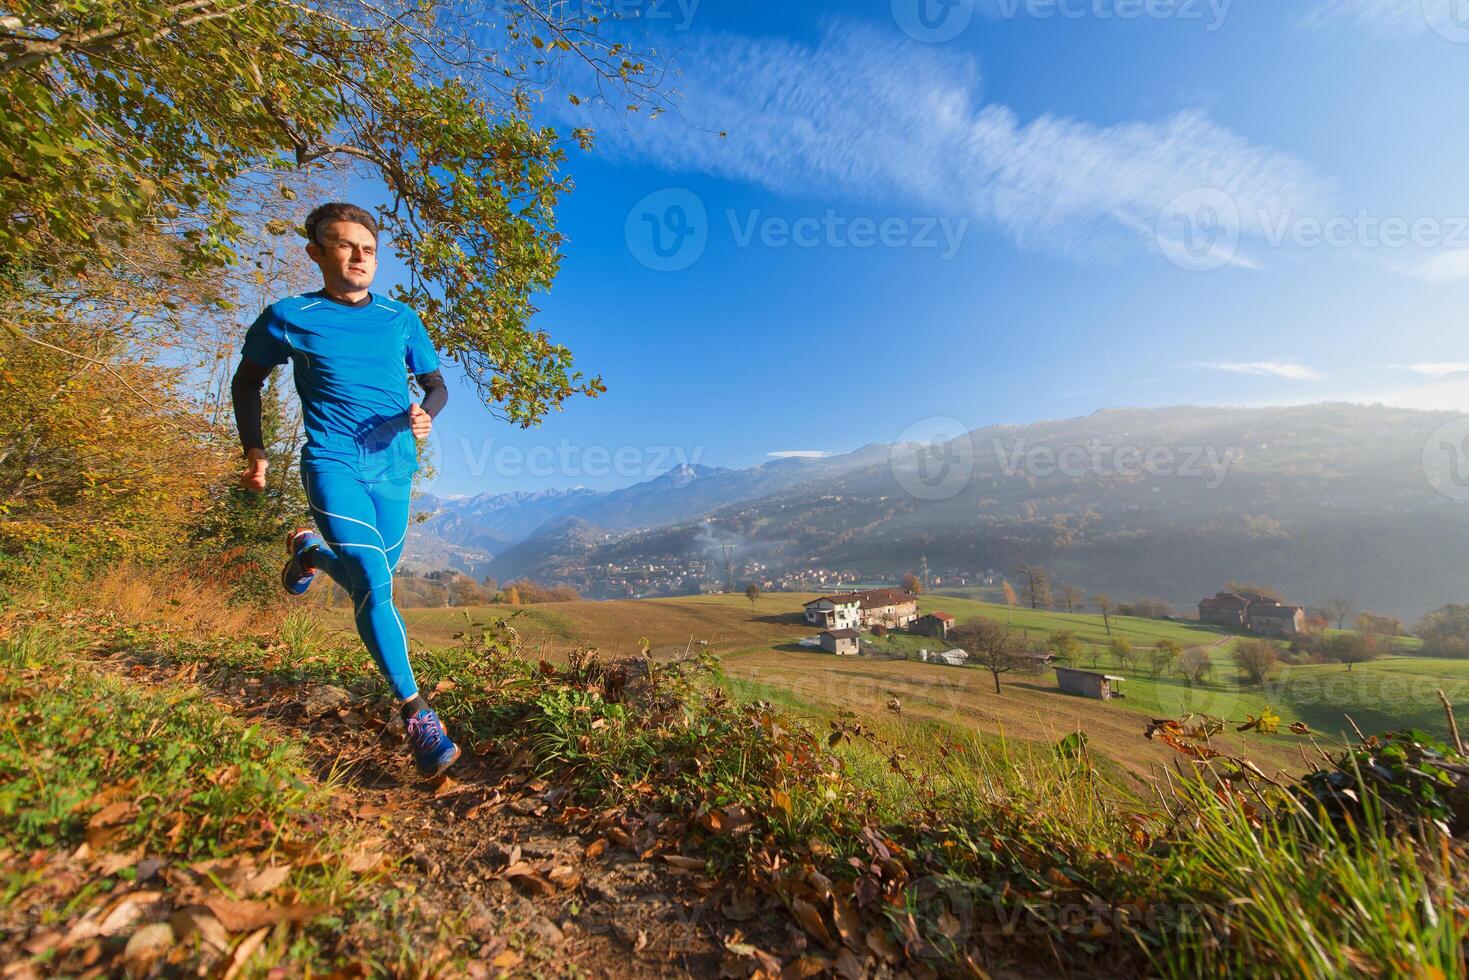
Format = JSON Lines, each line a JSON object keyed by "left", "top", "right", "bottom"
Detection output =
{"left": 231, "top": 201, "right": 461, "bottom": 777}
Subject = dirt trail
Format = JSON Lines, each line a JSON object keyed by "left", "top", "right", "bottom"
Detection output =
{"left": 89, "top": 643, "right": 779, "bottom": 978}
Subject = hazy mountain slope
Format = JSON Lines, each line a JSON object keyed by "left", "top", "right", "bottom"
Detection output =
{"left": 484, "top": 516, "right": 609, "bottom": 583}
{"left": 510, "top": 403, "right": 1468, "bottom": 620}
{"left": 409, "top": 443, "right": 896, "bottom": 557}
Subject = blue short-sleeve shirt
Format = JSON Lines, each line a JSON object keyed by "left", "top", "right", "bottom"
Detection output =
{"left": 241, "top": 290, "right": 440, "bottom": 481}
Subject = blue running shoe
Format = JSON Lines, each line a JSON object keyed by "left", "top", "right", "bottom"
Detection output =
{"left": 280, "top": 527, "right": 321, "bottom": 596}
{"left": 406, "top": 707, "right": 461, "bottom": 777}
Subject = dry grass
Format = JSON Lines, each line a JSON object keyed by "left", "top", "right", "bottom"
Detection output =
{"left": 76, "top": 561, "right": 295, "bottom": 636}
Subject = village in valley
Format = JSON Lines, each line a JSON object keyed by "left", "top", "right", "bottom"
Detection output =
{"left": 790, "top": 580, "right": 1321, "bottom": 703}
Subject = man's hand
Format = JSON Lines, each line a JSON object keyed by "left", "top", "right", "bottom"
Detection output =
{"left": 238, "top": 449, "right": 268, "bottom": 491}
{"left": 408, "top": 403, "right": 432, "bottom": 441}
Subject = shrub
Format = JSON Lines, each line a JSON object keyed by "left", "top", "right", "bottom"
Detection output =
{"left": 1177, "top": 647, "right": 1213, "bottom": 684}
{"left": 1231, "top": 638, "right": 1279, "bottom": 685}
{"left": 1418, "top": 604, "right": 1469, "bottom": 658}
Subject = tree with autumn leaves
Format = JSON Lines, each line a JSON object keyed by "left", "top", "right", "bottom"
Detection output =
{"left": 0, "top": 1, "right": 664, "bottom": 580}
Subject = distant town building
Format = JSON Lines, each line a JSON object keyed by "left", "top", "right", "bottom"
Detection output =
{"left": 1054, "top": 667, "right": 1125, "bottom": 700}
{"left": 1198, "top": 592, "right": 1252, "bottom": 627}
{"left": 819, "top": 628, "right": 861, "bottom": 656}
{"left": 1197, "top": 591, "right": 1306, "bottom": 636}
{"left": 804, "top": 595, "right": 861, "bottom": 630}
{"left": 1246, "top": 601, "right": 1306, "bottom": 636}
{"left": 803, "top": 589, "right": 919, "bottom": 630}
{"left": 914, "top": 611, "right": 954, "bottom": 639}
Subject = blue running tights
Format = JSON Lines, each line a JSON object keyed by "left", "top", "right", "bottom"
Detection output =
{"left": 300, "top": 469, "right": 418, "bottom": 701}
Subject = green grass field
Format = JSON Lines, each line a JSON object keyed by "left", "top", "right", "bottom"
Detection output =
{"left": 376, "top": 591, "right": 1469, "bottom": 781}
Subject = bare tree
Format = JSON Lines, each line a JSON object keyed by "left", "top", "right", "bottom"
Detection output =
{"left": 1321, "top": 598, "right": 1357, "bottom": 631}
{"left": 951, "top": 618, "right": 1026, "bottom": 694}
{"left": 1061, "top": 584, "right": 1082, "bottom": 615}
{"left": 1092, "top": 593, "right": 1115, "bottom": 635}
{"left": 902, "top": 572, "right": 923, "bottom": 596}
{"left": 1015, "top": 564, "right": 1053, "bottom": 610}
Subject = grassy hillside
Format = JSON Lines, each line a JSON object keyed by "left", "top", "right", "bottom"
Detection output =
{"left": 14, "top": 582, "right": 1468, "bottom": 979}
{"left": 378, "top": 592, "right": 1469, "bottom": 781}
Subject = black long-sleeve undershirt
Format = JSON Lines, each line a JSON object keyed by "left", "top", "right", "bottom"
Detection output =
{"left": 230, "top": 358, "right": 448, "bottom": 454}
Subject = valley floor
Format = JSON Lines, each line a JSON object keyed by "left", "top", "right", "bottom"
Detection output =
{"left": 379, "top": 592, "right": 1469, "bottom": 783}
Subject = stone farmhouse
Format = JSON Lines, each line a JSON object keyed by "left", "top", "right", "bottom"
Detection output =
{"left": 803, "top": 589, "right": 920, "bottom": 630}
{"left": 1198, "top": 591, "right": 1306, "bottom": 636}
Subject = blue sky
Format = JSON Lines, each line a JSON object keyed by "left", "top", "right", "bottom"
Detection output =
{"left": 375, "top": 0, "right": 1469, "bottom": 497}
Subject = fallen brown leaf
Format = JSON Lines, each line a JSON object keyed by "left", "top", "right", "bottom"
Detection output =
{"left": 87, "top": 801, "right": 136, "bottom": 829}
{"left": 791, "top": 897, "right": 838, "bottom": 951}
{"left": 865, "top": 929, "right": 900, "bottom": 964}
{"left": 236, "top": 864, "right": 290, "bottom": 898}
{"left": 123, "top": 922, "right": 175, "bottom": 973}
{"left": 490, "top": 949, "right": 523, "bottom": 971}
{"left": 222, "top": 927, "right": 270, "bottom": 980}
{"left": 832, "top": 947, "right": 866, "bottom": 980}
{"left": 781, "top": 955, "right": 829, "bottom": 979}
{"left": 832, "top": 896, "right": 861, "bottom": 949}
{"left": 169, "top": 907, "right": 231, "bottom": 952}
{"left": 205, "top": 897, "right": 327, "bottom": 932}
{"left": 99, "top": 891, "right": 165, "bottom": 937}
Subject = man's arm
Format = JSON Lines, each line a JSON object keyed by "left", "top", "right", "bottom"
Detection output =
{"left": 407, "top": 370, "right": 448, "bottom": 441}
{"left": 416, "top": 370, "right": 448, "bottom": 418}
{"left": 231, "top": 357, "right": 273, "bottom": 490}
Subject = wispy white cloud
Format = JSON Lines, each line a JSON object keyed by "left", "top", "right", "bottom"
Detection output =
{"left": 1392, "top": 362, "right": 1469, "bottom": 377}
{"left": 1406, "top": 249, "right": 1469, "bottom": 284}
{"left": 586, "top": 21, "right": 1329, "bottom": 263}
{"left": 1300, "top": 0, "right": 1446, "bottom": 35}
{"left": 766, "top": 450, "right": 832, "bottom": 459}
{"left": 1194, "top": 361, "right": 1326, "bottom": 381}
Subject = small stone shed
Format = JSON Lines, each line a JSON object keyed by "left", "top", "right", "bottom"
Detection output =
{"left": 818, "top": 628, "right": 860, "bottom": 656}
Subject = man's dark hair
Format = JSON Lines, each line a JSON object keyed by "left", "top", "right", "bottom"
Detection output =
{"left": 304, "top": 202, "right": 378, "bottom": 246}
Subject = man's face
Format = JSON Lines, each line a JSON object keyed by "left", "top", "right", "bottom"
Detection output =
{"left": 306, "top": 220, "right": 377, "bottom": 291}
